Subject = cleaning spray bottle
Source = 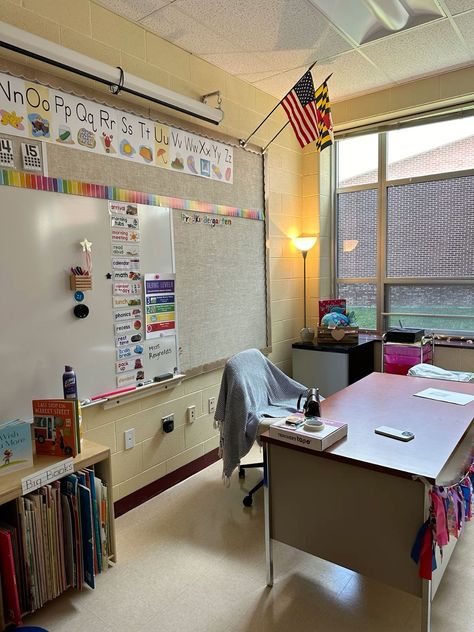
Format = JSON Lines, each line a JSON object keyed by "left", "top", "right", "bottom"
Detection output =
{"left": 63, "top": 365, "right": 78, "bottom": 399}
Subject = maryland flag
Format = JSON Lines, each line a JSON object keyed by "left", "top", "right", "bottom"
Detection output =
{"left": 315, "top": 81, "right": 333, "bottom": 152}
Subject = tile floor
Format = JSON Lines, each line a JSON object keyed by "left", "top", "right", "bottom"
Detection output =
{"left": 24, "top": 445, "right": 473, "bottom": 631}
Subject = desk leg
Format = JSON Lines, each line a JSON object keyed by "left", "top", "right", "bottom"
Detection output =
{"left": 420, "top": 480, "right": 432, "bottom": 632}
{"left": 420, "top": 580, "right": 432, "bottom": 632}
{"left": 263, "top": 443, "right": 273, "bottom": 587}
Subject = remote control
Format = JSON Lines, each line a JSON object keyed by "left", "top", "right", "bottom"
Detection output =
{"left": 374, "top": 426, "right": 414, "bottom": 441}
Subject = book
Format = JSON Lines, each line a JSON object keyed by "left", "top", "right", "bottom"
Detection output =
{"left": 268, "top": 417, "right": 348, "bottom": 451}
{"left": 318, "top": 299, "right": 346, "bottom": 324}
{"left": 32, "top": 399, "right": 81, "bottom": 458}
{"left": 0, "top": 419, "right": 33, "bottom": 477}
{"left": 0, "top": 525, "right": 22, "bottom": 626}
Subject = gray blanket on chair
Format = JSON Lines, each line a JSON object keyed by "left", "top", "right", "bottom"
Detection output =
{"left": 214, "top": 349, "right": 306, "bottom": 480}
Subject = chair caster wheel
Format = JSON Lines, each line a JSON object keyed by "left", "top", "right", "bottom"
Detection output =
{"left": 239, "top": 468, "right": 245, "bottom": 479}
{"left": 243, "top": 495, "right": 253, "bottom": 507}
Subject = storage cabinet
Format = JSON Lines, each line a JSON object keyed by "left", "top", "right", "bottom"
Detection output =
{"left": 382, "top": 335, "right": 434, "bottom": 375}
{"left": 0, "top": 440, "right": 116, "bottom": 629}
{"left": 292, "top": 337, "right": 375, "bottom": 397}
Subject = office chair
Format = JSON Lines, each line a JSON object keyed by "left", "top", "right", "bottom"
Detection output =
{"left": 214, "top": 348, "right": 306, "bottom": 507}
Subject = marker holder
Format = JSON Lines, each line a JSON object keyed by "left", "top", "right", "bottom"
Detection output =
{"left": 70, "top": 274, "right": 93, "bottom": 291}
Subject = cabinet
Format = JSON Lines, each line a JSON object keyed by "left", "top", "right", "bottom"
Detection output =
{"left": 0, "top": 440, "right": 116, "bottom": 629}
{"left": 382, "top": 335, "right": 434, "bottom": 375}
{"left": 292, "top": 337, "right": 375, "bottom": 397}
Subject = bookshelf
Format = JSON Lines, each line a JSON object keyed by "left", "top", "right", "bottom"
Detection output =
{"left": 0, "top": 440, "right": 116, "bottom": 628}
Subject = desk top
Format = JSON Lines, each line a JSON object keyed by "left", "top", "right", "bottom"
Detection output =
{"left": 263, "top": 373, "right": 474, "bottom": 484}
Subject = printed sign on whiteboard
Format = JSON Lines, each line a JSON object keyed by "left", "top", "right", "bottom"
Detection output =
{"left": 144, "top": 273, "right": 176, "bottom": 339}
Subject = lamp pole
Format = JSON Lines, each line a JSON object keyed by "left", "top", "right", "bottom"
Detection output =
{"left": 302, "top": 250, "right": 308, "bottom": 329}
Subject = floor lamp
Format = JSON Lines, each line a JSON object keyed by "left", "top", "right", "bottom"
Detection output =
{"left": 293, "top": 235, "right": 318, "bottom": 343}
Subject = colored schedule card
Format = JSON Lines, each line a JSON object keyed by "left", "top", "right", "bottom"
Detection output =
{"left": 414, "top": 388, "right": 474, "bottom": 406}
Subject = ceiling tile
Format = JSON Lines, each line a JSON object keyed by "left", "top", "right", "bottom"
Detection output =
{"left": 200, "top": 51, "right": 272, "bottom": 76}
{"left": 454, "top": 10, "right": 474, "bottom": 51}
{"left": 238, "top": 70, "right": 284, "bottom": 83}
{"left": 362, "top": 19, "right": 472, "bottom": 82}
{"left": 253, "top": 51, "right": 390, "bottom": 100}
{"left": 173, "top": 0, "right": 351, "bottom": 54}
{"left": 444, "top": 0, "right": 474, "bottom": 15}
{"left": 93, "top": 0, "right": 172, "bottom": 22}
{"left": 140, "top": 5, "right": 239, "bottom": 54}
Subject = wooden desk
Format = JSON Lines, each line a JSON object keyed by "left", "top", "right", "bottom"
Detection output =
{"left": 261, "top": 373, "right": 474, "bottom": 632}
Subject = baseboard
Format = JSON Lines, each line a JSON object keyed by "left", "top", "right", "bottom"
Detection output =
{"left": 114, "top": 448, "right": 220, "bottom": 517}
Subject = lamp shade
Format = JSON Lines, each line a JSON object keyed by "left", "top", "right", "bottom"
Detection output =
{"left": 293, "top": 235, "right": 317, "bottom": 252}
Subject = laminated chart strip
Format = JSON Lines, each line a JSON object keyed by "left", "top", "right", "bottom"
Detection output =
{"left": 0, "top": 169, "right": 264, "bottom": 220}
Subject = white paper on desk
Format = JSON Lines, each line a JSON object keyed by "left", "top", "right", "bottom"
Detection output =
{"left": 414, "top": 388, "right": 474, "bottom": 405}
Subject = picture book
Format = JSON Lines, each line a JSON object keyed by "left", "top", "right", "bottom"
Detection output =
{"left": 32, "top": 399, "right": 81, "bottom": 458}
{"left": 0, "top": 525, "right": 22, "bottom": 626}
{"left": 268, "top": 417, "right": 348, "bottom": 451}
{"left": 318, "top": 299, "right": 346, "bottom": 324}
{"left": 0, "top": 419, "right": 33, "bottom": 477}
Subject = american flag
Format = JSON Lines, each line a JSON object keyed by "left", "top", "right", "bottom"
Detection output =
{"left": 281, "top": 71, "right": 319, "bottom": 148}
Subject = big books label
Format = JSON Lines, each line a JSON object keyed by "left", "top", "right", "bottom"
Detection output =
{"left": 268, "top": 418, "right": 347, "bottom": 451}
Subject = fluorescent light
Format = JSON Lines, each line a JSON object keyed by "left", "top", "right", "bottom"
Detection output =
{"left": 0, "top": 22, "right": 224, "bottom": 125}
{"left": 293, "top": 235, "right": 318, "bottom": 252}
{"left": 310, "top": 0, "right": 444, "bottom": 45}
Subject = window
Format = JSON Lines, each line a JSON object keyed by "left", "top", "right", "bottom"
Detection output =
{"left": 335, "top": 115, "right": 474, "bottom": 334}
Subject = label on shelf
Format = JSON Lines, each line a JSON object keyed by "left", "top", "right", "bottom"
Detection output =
{"left": 21, "top": 457, "right": 74, "bottom": 494}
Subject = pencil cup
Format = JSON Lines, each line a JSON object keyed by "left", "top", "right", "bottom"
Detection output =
{"left": 70, "top": 274, "right": 93, "bottom": 291}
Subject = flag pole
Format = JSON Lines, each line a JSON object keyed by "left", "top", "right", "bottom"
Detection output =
{"left": 261, "top": 72, "right": 333, "bottom": 154}
{"left": 239, "top": 60, "right": 318, "bottom": 148}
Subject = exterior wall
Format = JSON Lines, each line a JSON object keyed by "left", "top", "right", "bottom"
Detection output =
{"left": 0, "top": 0, "right": 308, "bottom": 500}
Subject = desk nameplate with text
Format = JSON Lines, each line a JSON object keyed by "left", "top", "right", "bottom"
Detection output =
{"left": 21, "top": 458, "right": 74, "bottom": 494}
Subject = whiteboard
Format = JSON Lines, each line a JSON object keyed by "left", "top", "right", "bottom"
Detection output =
{"left": 0, "top": 186, "right": 176, "bottom": 421}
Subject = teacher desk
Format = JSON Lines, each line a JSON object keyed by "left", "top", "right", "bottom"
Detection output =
{"left": 261, "top": 372, "right": 474, "bottom": 632}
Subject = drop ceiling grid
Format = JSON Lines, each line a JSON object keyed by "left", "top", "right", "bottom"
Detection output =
{"left": 361, "top": 18, "right": 473, "bottom": 82}
{"left": 91, "top": 0, "right": 474, "bottom": 101}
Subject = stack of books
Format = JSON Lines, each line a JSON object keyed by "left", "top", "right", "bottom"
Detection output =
{"left": 0, "top": 419, "right": 33, "bottom": 478}
{"left": 32, "top": 399, "right": 82, "bottom": 458}
{"left": 268, "top": 416, "right": 348, "bottom": 451}
{"left": 0, "top": 468, "right": 110, "bottom": 628}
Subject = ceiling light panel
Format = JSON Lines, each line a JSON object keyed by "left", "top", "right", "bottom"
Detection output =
{"left": 94, "top": 0, "right": 173, "bottom": 22}
{"left": 362, "top": 19, "right": 472, "bottom": 82}
{"left": 310, "top": 0, "right": 445, "bottom": 45}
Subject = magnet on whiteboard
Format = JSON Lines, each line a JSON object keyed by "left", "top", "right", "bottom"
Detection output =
{"left": 74, "top": 304, "right": 89, "bottom": 319}
{"left": 74, "top": 290, "right": 85, "bottom": 302}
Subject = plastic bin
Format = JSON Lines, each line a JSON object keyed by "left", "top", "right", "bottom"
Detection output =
{"left": 382, "top": 338, "right": 433, "bottom": 375}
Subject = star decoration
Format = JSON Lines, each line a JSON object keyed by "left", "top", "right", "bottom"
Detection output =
{"left": 80, "top": 238, "right": 92, "bottom": 252}
{"left": 106, "top": 272, "right": 112, "bottom": 279}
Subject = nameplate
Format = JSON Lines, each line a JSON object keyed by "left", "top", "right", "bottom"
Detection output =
{"left": 21, "top": 458, "right": 74, "bottom": 494}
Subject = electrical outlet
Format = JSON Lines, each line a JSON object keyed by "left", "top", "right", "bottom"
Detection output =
{"left": 187, "top": 405, "right": 196, "bottom": 423}
{"left": 124, "top": 428, "right": 135, "bottom": 450}
{"left": 208, "top": 397, "right": 216, "bottom": 414}
{"left": 162, "top": 414, "right": 174, "bottom": 433}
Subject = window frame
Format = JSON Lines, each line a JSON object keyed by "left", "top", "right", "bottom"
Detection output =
{"left": 333, "top": 120, "right": 474, "bottom": 335}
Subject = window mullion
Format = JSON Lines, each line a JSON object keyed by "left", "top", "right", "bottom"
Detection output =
{"left": 377, "top": 133, "right": 387, "bottom": 333}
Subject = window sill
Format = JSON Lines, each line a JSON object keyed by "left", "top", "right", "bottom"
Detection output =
{"left": 358, "top": 332, "right": 474, "bottom": 350}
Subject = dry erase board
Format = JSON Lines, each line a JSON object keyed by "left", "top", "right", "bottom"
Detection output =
{"left": 0, "top": 186, "right": 177, "bottom": 421}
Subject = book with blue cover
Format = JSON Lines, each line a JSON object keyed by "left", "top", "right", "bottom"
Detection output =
{"left": 0, "top": 419, "right": 33, "bottom": 477}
